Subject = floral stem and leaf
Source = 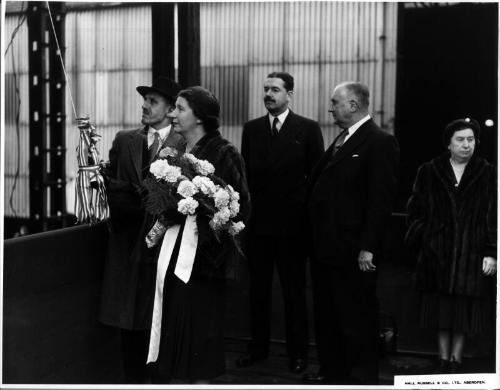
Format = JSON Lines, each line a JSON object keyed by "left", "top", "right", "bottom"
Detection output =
{"left": 142, "top": 150, "right": 245, "bottom": 251}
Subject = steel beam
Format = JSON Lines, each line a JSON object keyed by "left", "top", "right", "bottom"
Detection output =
{"left": 178, "top": 3, "right": 200, "bottom": 87}
{"left": 28, "top": 2, "right": 46, "bottom": 232}
{"left": 152, "top": 3, "right": 175, "bottom": 81}
{"left": 27, "top": 1, "right": 67, "bottom": 232}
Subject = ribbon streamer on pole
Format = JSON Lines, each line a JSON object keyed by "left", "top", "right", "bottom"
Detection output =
{"left": 46, "top": 2, "right": 109, "bottom": 224}
{"left": 75, "top": 117, "right": 109, "bottom": 224}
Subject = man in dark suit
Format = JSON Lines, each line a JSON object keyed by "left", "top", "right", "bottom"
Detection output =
{"left": 303, "top": 82, "right": 399, "bottom": 385}
{"left": 237, "top": 72, "right": 324, "bottom": 373}
{"left": 99, "top": 76, "right": 185, "bottom": 383}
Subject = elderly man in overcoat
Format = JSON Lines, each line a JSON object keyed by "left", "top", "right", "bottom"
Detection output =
{"left": 99, "top": 77, "right": 185, "bottom": 383}
{"left": 304, "top": 81, "right": 399, "bottom": 385}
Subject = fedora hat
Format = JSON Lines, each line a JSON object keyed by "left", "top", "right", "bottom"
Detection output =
{"left": 136, "top": 76, "right": 182, "bottom": 105}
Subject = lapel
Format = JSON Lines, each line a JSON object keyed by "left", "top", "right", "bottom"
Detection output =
{"left": 154, "top": 126, "right": 186, "bottom": 157}
{"left": 459, "top": 156, "right": 487, "bottom": 194}
{"left": 322, "top": 119, "right": 373, "bottom": 172}
{"left": 161, "top": 128, "right": 177, "bottom": 148}
{"left": 127, "top": 126, "right": 148, "bottom": 181}
{"left": 255, "top": 115, "right": 273, "bottom": 160}
{"left": 267, "top": 111, "right": 299, "bottom": 167}
{"left": 309, "top": 142, "right": 336, "bottom": 187}
{"left": 432, "top": 153, "right": 488, "bottom": 196}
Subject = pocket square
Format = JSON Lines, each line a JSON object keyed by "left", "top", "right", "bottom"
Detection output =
{"left": 352, "top": 154, "right": 359, "bottom": 158}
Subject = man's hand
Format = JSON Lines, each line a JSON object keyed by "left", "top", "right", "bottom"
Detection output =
{"left": 482, "top": 256, "right": 497, "bottom": 276}
{"left": 358, "top": 250, "right": 376, "bottom": 272}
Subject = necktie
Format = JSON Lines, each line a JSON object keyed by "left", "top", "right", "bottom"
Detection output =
{"left": 149, "top": 131, "right": 160, "bottom": 162}
{"left": 271, "top": 117, "right": 279, "bottom": 138}
{"left": 332, "top": 129, "right": 348, "bottom": 155}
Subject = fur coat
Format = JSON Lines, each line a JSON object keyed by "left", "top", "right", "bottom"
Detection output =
{"left": 405, "top": 153, "right": 496, "bottom": 297}
{"left": 188, "top": 130, "right": 251, "bottom": 280}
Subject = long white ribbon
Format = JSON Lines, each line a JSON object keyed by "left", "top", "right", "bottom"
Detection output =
{"left": 146, "top": 215, "right": 198, "bottom": 363}
{"left": 174, "top": 215, "right": 198, "bottom": 282}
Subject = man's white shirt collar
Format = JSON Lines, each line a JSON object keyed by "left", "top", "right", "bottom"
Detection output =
{"left": 344, "top": 114, "right": 371, "bottom": 142}
{"left": 268, "top": 108, "right": 290, "bottom": 131}
{"left": 148, "top": 124, "right": 171, "bottom": 147}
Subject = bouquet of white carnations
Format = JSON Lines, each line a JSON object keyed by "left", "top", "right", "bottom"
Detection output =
{"left": 142, "top": 148, "right": 245, "bottom": 248}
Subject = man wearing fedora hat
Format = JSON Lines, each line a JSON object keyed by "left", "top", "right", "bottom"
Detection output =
{"left": 99, "top": 76, "right": 185, "bottom": 383}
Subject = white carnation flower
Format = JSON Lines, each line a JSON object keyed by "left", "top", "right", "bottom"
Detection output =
{"left": 227, "top": 184, "right": 240, "bottom": 201}
{"left": 209, "top": 218, "right": 220, "bottom": 231}
{"left": 163, "top": 165, "right": 182, "bottom": 183}
{"left": 177, "top": 197, "right": 199, "bottom": 215}
{"left": 214, "top": 188, "right": 230, "bottom": 209}
{"left": 158, "top": 146, "right": 179, "bottom": 158}
{"left": 192, "top": 175, "right": 216, "bottom": 196}
{"left": 195, "top": 159, "right": 215, "bottom": 176}
{"left": 228, "top": 221, "right": 245, "bottom": 236}
{"left": 149, "top": 159, "right": 169, "bottom": 179}
{"left": 216, "top": 207, "right": 231, "bottom": 223}
{"left": 209, "top": 207, "right": 231, "bottom": 230}
{"left": 182, "top": 153, "right": 198, "bottom": 164}
{"left": 177, "top": 180, "right": 198, "bottom": 198}
{"left": 150, "top": 160, "right": 182, "bottom": 182}
{"left": 214, "top": 207, "right": 231, "bottom": 226}
{"left": 229, "top": 199, "right": 240, "bottom": 218}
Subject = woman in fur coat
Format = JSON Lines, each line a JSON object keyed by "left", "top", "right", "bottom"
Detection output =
{"left": 147, "top": 86, "right": 250, "bottom": 383}
{"left": 405, "top": 118, "right": 496, "bottom": 374}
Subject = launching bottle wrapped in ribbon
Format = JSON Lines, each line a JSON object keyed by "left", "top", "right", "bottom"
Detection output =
{"left": 75, "top": 116, "right": 109, "bottom": 224}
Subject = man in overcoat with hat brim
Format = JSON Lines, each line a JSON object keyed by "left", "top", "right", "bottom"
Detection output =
{"left": 99, "top": 76, "right": 185, "bottom": 383}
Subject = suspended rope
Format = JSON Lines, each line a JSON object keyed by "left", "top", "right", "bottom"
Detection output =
{"left": 46, "top": 1, "right": 77, "bottom": 119}
{"left": 46, "top": 2, "right": 109, "bottom": 224}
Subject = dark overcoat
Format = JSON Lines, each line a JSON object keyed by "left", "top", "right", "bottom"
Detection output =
{"left": 405, "top": 153, "right": 497, "bottom": 297}
{"left": 241, "top": 111, "right": 324, "bottom": 237}
{"left": 99, "top": 126, "right": 185, "bottom": 330}
{"left": 306, "top": 119, "right": 399, "bottom": 383}
{"left": 307, "top": 119, "right": 400, "bottom": 265}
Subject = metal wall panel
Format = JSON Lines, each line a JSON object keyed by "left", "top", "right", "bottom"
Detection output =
{"left": 64, "top": 6, "right": 152, "bottom": 214}
{"left": 4, "top": 5, "right": 152, "bottom": 218}
{"left": 201, "top": 65, "right": 249, "bottom": 127}
{"left": 5, "top": 2, "right": 399, "bottom": 218}
{"left": 287, "top": 2, "right": 322, "bottom": 63}
{"left": 200, "top": 2, "right": 250, "bottom": 67}
{"left": 200, "top": 1, "right": 399, "bottom": 150}
{"left": 288, "top": 63, "right": 321, "bottom": 121}
{"left": 248, "top": 2, "right": 286, "bottom": 65}
{"left": 4, "top": 15, "right": 30, "bottom": 218}
{"left": 65, "top": 6, "right": 151, "bottom": 127}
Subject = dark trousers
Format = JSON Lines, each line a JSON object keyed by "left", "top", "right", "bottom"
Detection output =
{"left": 247, "top": 234, "right": 308, "bottom": 359}
{"left": 121, "top": 328, "right": 150, "bottom": 383}
{"left": 310, "top": 259, "right": 379, "bottom": 385}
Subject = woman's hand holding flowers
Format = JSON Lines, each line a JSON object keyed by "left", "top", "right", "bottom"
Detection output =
{"left": 143, "top": 151, "right": 246, "bottom": 248}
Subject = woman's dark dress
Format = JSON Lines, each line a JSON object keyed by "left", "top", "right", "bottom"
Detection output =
{"left": 153, "top": 131, "right": 250, "bottom": 381}
{"left": 405, "top": 153, "right": 496, "bottom": 334}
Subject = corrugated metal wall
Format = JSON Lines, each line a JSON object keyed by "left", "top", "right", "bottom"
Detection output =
{"left": 4, "top": 2, "right": 398, "bottom": 218}
{"left": 4, "top": 5, "right": 152, "bottom": 217}
{"left": 64, "top": 5, "right": 152, "bottom": 212}
{"left": 4, "top": 14, "right": 30, "bottom": 218}
{"left": 200, "top": 1, "right": 398, "bottom": 149}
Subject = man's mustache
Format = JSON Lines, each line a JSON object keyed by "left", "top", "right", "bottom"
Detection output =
{"left": 264, "top": 98, "right": 275, "bottom": 103}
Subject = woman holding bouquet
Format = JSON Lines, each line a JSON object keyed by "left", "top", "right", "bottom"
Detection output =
{"left": 146, "top": 86, "right": 250, "bottom": 383}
